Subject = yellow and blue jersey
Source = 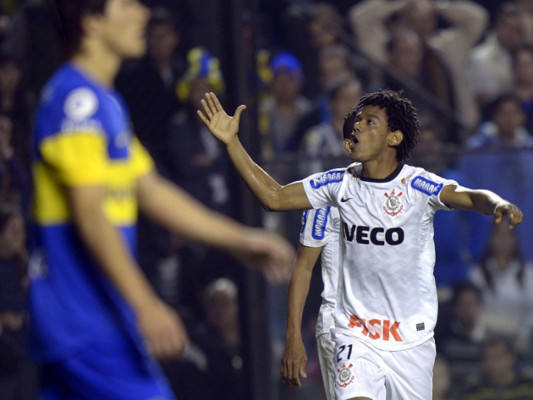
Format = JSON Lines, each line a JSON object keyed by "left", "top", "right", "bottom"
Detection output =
{"left": 29, "top": 63, "right": 154, "bottom": 361}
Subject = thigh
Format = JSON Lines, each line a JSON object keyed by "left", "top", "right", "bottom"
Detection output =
{"left": 41, "top": 335, "right": 175, "bottom": 400}
{"left": 316, "top": 333, "right": 336, "bottom": 400}
{"left": 384, "top": 339, "right": 436, "bottom": 400}
{"left": 334, "top": 335, "right": 386, "bottom": 400}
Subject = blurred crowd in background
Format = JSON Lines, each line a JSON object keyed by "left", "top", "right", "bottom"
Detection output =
{"left": 1, "top": 0, "right": 533, "bottom": 399}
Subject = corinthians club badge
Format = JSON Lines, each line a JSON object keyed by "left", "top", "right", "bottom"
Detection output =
{"left": 383, "top": 189, "right": 404, "bottom": 216}
{"left": 336, "top": 362, "right": 355, "bottom": 388}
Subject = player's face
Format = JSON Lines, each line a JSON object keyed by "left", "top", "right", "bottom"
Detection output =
{"left": 344, "top": 105, "right": 400, "bottom": 163}
{"left": 98, "top": 0, "right": 149, "bottom": 59}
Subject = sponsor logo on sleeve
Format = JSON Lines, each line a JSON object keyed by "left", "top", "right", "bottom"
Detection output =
{"left": 312, "top": 207, "right": 330, "bottom": 240}
{"left": 64, "top": 87, "right": 98, "bottom": 121}
{"left": 411, "top": 176, "right": 443, "bottom": 196}
{"left": 310, "top": 170, "right": 344, "bottom": 189}
{"left": 61, "top": 87, "right": 102, "bottom": 132}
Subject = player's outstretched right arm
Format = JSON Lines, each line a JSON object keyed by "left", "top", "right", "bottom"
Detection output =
{"left": 197, "top": 92, "right": 312, "bottom": 211}
{"left": 281, "top": 244, "right": 322, "bottom": 388}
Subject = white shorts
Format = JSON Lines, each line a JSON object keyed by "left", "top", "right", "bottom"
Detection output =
{"left": 334, "top": 334, "right": 436, "bottom": 400}
{"left": 316, "top": 332, "right": 336, "bottom": 400}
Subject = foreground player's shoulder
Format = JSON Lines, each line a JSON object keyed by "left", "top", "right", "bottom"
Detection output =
{"left": 37, "top": 65, "right": 107, "bottom": 138}
{"left": 42, "top": 65, "right": 96, "bottom": 106}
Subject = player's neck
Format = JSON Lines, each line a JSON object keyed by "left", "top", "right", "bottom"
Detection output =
{"left": 71, "top": 46, "right": 122, "bottom": 87}
{"left": 360, "top": 159, "right": 400, "bottom": 180}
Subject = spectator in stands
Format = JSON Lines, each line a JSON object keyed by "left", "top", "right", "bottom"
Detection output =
{"left": 349, "top": 0, "right": 487, "bottom": 132}
{"left": 1, "top": 0, "right": 63, "bottom": 102}
{"left": 0, "top": 53, "right": 32, "bottom": 174}
{"left": 467, "top": 92, "right": 533, "bottom": 150}
{"left": 512, "top": 43, "right": 533, "bottom": 134}
{"left": 168, "top": 47, "right": 232, "bottom": 217}
{"left": 435, "top": 281, "right": 487, "bottom": 390}
{"left": 467, "top": 2, "right": 526, "bottom": 108}
{"left": 174, "top": 278, "right": 246, "bottom": 400}
{"left": 258, "top": 51, "right": 312, "bottom": 159}
{"left": 517, "top": 0, "right": 533, "bottom": 42}
{"left": 0, "top": 202, "right": 38, "bottom": 400}
{"left": 306, "top": 3, "right": 344, "bottom": 52}
{"left": 162, "top": 47, "right": 240, "bottom": 318}
{"left": 283, "top": 2, "right": 347, "bottom": 100}
{"left": 469, "top": 222, "right": 533, "bottom": 356}
{"left": 379, "top": 27, "right": 457, "bottom": 137}
{"left": 460, "top": 335, "right": 533, "bottom": 398}
{"left": 292, "top": 44, "right": 357, "bottom": 151}
{"left": 298, "top": 77, "right": 362, "bottom": 174}
{"left": 0, "top": 114, "right": 28, "bottom": 206}
{"left": 432, "top": 356, "right": 457, "bottom": 400}
{"left": 116, "top": 6, "right": 185, "bottom": 156}
{"left": 458, "top": 100, "right": 533, "bottom": 264}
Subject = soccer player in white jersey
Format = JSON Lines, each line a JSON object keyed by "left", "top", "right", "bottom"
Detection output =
{"left": 281, "top": 205, "right": 341, "bottom": 399}
{"left": 198, "top": 89, "right": 523, "bottom": 400}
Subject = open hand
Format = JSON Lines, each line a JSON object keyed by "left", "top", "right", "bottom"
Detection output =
{"left": 494, "top": 202, "right": 523, "bottom": 229}
{"left": 197, "top": 92, "right": 246, "bottom": 145}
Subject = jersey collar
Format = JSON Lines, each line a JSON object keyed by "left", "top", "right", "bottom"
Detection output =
{"left": 359, "top": 164, "right": 404, "bottom": 183}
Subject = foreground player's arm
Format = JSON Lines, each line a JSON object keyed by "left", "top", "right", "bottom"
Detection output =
{"left": 440, "top": 185, "right": 523, "bottom": 228}
{"left": 281, "top": 245, "right": 323, "bottom": 388}
{"left": 137, "top": 171, "right": 294, "bottom": 284}
{"left": 197, "top": 92, "right": 312, "bottom": 211}
{"left": 68, "top": 185, "right": 187, "bottom": 359}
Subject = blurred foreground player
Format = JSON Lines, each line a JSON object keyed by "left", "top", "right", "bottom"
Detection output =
{"left": 29, "top": 1, "right": 294, "bottom": 399}
{"left": 198, "top": 90, "right": 523, "bottom": 399}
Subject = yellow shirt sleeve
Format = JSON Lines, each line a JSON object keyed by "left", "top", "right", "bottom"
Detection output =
{"left": 39, "top": 131, "right": 108, "bottom": 186}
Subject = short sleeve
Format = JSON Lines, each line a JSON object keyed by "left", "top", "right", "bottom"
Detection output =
{"left": 39, "top": 131, "right": 108, "bottom": 186}
{"left": 411, "top": 171, "right": 459, "bottom": 211}
{"left": 302, "top": 169, "right": 345, "bottom": 209}
{"left": 299, "top": 207, "right": 333, "bottom": 247}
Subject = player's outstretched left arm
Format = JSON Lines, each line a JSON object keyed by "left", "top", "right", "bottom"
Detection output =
{"left": 440, "top": 185, "right": 524, "bottom": 228}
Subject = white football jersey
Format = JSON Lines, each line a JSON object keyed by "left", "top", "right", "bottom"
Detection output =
{"left": 302, "top": 163, "right": 457, "bottom": 351}
{"left": 299, "top": 206, "right": 341, "bottom": 337}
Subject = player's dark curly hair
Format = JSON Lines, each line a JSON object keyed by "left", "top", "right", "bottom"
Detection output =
{"left": 343, "top": 89, "right": 420, "bottom": 163}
